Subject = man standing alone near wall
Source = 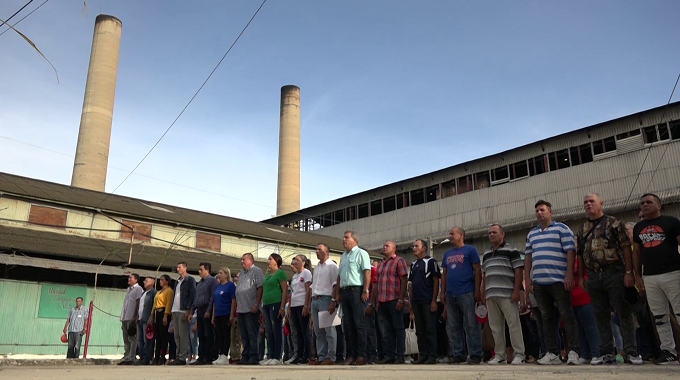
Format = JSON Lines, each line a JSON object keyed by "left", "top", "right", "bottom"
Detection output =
{"left": 64, "top": 297, "right": 88, "bottom": 359}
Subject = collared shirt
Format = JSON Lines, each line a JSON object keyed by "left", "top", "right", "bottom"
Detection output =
{"left": 67, "top": 306, "right": 88, "bottom": 333}
{"left": 235, "top": 265, "right": 264, "bottom": 314}
{"left": 193, "top": 275, "right": 218, "bottom": 314}
{"left": 409, "top": 255, "right": 441, "bottom": 304}
{"left": 120, "top": 283, "right": 143, "bottom": 321}
{"left": 525, "top": 221, "right": 576, "bottom": 285}
{"left": 376, "top": 254, "right": 408, "bottom": 303}
{"left": 481, "top": 241, "right": 523, "bottom": 299}
{"left": 338, "top": 245, "right": 371, "bottom": 288}
{"left": 138, "top": 289, "right": 150, "bottom": 321}
{"left": 576, "top": 215, "right": 628, "bottom": 271}
{"left": 311, "top": 258, "right": 338, "bottom": 296}
{"left": 171, "top": 277, "right": 184, "bottom": 313}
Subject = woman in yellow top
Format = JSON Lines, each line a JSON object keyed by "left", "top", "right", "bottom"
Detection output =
{"left": 151, "top": 274, "right": 174, "bottom": 365}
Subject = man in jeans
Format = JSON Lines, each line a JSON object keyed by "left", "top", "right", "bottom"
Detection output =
{"left": 441, "top": 226, "right": 482, "bottom": 364}
{"left": 525, "top": 200, "right": 580, "bottom": 365}
{"left": 191, "top": 262, "right": 217, "bottom": 365}
{"left": 408, "top": 239, "right": 440, "bottom": 365}
{"left": 633, "top": 193, "right": 680, "bottom": 365}
{"left": 576, "top": 193, "right": 642, "bottom": 365}
{"left": 371, "top": 241, "right": 408, "bottom": 364}
{"left": 63, "top": 297, "right": 88, "bottom": 359}
{"left": 168, "top": 262, "right": 196, "bottom": 365}
{"left": 135, "top": 277, "right": 156, "bottom": 365}
{"left": 235, "top": 253, "right": 264, "bottom": 365}
{"left": 119, "top": 273, "right": 143, "bottom": 365}
{"left": 334, "top": 230, "right": 371, "bottom": 366}
{"left": 309, "top": 243, "right": 339, "bottom": 366}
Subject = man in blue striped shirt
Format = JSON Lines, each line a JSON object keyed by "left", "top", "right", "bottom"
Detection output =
{"left": 524, "top": 200, "right": 580, "bottom": 365}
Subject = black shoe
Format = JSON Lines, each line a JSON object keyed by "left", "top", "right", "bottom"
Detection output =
{"left": 653, "top": 350, "right": 679, "bottom": 365}
{"left": 167, "top": 359, "right": 186, "bottom": 366}
{"left": 376, "top": 357, "right": 395, "bottom": 364}
{"left": 394, "top": 357, "right": 405, "bottom": 364}
{"left": 367, "top": 358, "right": 377, "bottom": 365}
{"left": 424, "top": 357, "right": 437, "bottom": 365}
{"left": 117, "top": 360, "right": 132, "bottom": 365}
{"left": 291, "top": 357, "right": 307, "bottom": 364}
{"left": 449, "top": 357, "right": 466, "bottom": 364}
{"left": 468, "top": 356, "right": 482, "bottom": 365}
{"left": 413, "top": 356, "right": 428, "bottom": 364}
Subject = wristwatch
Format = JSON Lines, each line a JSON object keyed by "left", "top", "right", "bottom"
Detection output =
{"left": 363, "top": 289, "right": 369, "bottom": 294}
{"left": 625, "top": 271, "right": 633, "bottom": 275}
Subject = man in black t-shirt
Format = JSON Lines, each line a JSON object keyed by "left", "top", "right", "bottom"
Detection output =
{"left": 632, "top": 193, "right": 680, "bottom": 365}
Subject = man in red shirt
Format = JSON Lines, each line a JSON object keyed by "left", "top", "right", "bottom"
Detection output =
{"left": 370, "top": 241, "right": 408, "bottom": 364}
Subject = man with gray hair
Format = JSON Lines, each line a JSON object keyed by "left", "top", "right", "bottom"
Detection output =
{"left": 119, "top": 273, "right": 143, "bottom": 365}
{"left": 235, "top": 253, "right": 264, "bottom": 365}
{"left": 309, "top": 243, "right": 339, "bottom": 365}
{"left": 334, "top": 231, "right": 371, "bottom": 366}
{"left": 576, "top": 193, "right": 641, "bottom": 365}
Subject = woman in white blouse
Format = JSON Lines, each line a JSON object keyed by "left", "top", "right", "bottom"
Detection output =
{"left": 289, "top": 254, "right": 313, "bottom": 364}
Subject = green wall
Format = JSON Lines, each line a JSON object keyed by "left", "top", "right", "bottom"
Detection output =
{"left": 0, "top": 279, "right": 128, "bottom": 355}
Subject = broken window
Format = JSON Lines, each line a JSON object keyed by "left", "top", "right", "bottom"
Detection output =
{"left": 425, "top": 185, "right": 439, "bottom": 202}
{"left": 383, "top": 196, "right": 396, "bottom": 213}
{"left": 457, "top": 175, "right": 472, "bottom": 194}
{"left": 370, "top": 200, "right": 382, "bottom": 216}
{"left": 396, "top": 192, "right": 410, "bottom": 209}
{"left": 474, "top": 171, "right": 490, "bottom": 189}
{"left": 570, "top": 143, "right": 593, "bottom": 166}
{"left": 510, "top": 160, "right": 528, "bottom": 180}
{"left": 411, "top": 189, "right": 425, "bottom": 205}
{"left": 528, "top": 155, "right": 547, "bottom": 176}
{"left": 441, "top": 180, "right": 456, "bottom": 198}
{"left": 592, "top": 137, "right": 616, "bottom": 155}
{"left": 358, "top": 203, "right": 369, "bottom": 219}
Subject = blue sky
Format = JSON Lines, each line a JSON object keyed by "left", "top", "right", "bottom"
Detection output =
{"left": 2, "top": 0, "right": 679, "bottom": 221}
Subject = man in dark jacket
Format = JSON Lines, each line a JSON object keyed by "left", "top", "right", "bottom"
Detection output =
{"left": 168, "top": 262, "right": 196, "bottom": 365}
{"left": 136, "top": 276, "right": 157, "bottom": 365}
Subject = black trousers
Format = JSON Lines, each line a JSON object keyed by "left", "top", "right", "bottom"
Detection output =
{"left": 153, "top": 309, "right": 170, "bottom": 360}
{"left": 412, "top": 303, "right": 437, "bottom": 359}
{"left": 214, "top": 315, "right": 232, "bottom": 356}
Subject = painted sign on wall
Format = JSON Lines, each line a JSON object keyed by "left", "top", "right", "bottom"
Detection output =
{"left": 37, "top": 283, "right": 87, "bottom": 319}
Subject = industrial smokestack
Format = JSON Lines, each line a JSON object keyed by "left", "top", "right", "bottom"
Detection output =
{"left": 71, "top": 14, "right": 122, "bottom": 191}
{"left": 276, "top": 85, "right": 300, "bottom": 216}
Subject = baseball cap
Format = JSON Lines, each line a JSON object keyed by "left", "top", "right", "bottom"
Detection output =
{"left": 475, "top": 302, "right": 488, "bottom": 324}
{"left": 145, "top": 325, "right": 154, "bottom": 340}
{"left": 624, "top": 286, "right": 639, "bottom": 306}
{"left": 61, "top": 333, "right": 68, "bottom": 343}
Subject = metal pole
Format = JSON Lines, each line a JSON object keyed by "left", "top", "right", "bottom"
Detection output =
{"left": 82, "top": 300, "right": 94, "bottom": 358}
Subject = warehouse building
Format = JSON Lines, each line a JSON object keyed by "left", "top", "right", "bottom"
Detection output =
{"left": 0, "top": 172, "right": 345, "bottom": 354}
{"left": 265, "top": 102, "right": 680, "bottom": 260}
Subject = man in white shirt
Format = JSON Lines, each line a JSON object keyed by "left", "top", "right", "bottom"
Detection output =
{"left": 309, "top": 243, "right": 339, "bottom": 366}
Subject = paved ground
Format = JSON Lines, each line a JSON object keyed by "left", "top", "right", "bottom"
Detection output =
{"left": 0, "top": 363, "right": 678, "bottom": 380}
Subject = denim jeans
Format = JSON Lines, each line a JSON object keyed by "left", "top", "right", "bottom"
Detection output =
{"left": 365, "top": 306, "right": 378, "bottom": 361}
{"left": 378, "top": 299, "right": 405, "bottom": 360}
{"left": 532, "top": 282, "right": 579, "bottom": 355}
{"left": 66, "top": 332, "right": 83, "bottom": 358}
{"left": 136, "top": 319, "right": 153, "bottom": 361}
{"left": 196, "top": 307, "right": 214, "bottom": 362}
{"left": 311, "top": 296, "right": 337, "bottom": 361}
{"left": 262, "top": 303, "right": 284, "bottom": 361}
{"left": 572, "top": 304, "right": 600, "bottom": 359}
{"left": 412, "top": 303, "right": 437, "bottom": 359}
{"left": 340, "top": 287, "right": 368, "bottom": 359}
{"left": 290, "top": 305, "right": 311, "bottom": 360}
{"left": 587, "top": 267, "right": 637, "bottom": 356}
{"left": 445, "top": 292, "right": 482, "bottom": 359}
{"left": 237, "top": 312, "right": 260, "bottom": 363}
{"left": 520, "top": 313, "right": 541, "bottom": 359}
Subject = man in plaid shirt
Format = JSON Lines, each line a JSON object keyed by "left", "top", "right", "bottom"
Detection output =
{"left": 370, "top": 241, "right": 408, "bottom": 364}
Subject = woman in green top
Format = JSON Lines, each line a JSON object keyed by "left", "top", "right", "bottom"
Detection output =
{"left": 261, "top": 253, "right": 288, "bottom": 365}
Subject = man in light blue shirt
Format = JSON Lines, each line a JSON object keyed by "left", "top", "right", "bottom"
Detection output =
{"left": 334, "top": 230, "right": 371, "bottom": 366}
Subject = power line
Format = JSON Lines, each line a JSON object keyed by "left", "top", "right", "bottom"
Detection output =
{"left": 0, "top": 0, "right": 48, "bottom": 37}
{"left": 104, "top": 0, "right": 268, "bottom": 200}
{"left": 645, "top": 74, "right": 680, "bottom": 193}
{"left": 625, "top": 72, "right": 680, "bottom": 203}
{"left": 2, "top": 0, "right": 33, "bottom": 25}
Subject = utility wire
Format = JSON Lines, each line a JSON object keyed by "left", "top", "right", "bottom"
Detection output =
{"left": 0, "top": 0, "right": 47, "bottom": 37}
{"left": 625, "top": 72, "right": 680, "bottom": 203}
{"left": 104, "top": 0, "right": 268, "bottom": 200}
{"left": 1, "top": 0, "right": 33, "bottom": 26}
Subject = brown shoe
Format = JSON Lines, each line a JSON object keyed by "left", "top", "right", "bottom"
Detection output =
{"left": 308, "top": 359, "right": 321, "bottom": 365}
{"left": 321, "top": 358, "right": 336, "bottom": 365}
{"left": 340, "top": 357, "right": 355, "bottom": 366}
{"left": 352, "top": 356, "right": 367, "bottom": 366}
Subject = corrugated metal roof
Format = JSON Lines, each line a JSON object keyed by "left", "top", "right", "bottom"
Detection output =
{"left": 0, "top": 172, "right": 344, "bottom": 254}
{"left": 0, "top": 224, "right": 291, "bottom": 276}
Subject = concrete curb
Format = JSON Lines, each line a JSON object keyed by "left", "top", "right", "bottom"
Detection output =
{"left": 0, "top": 358, "right": 114, "bottom": 366}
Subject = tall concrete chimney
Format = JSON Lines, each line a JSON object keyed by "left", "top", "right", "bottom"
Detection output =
{"left": 276, "top": 85, "right": 300, "bottom": 216}
{"left": 71, "top": 14, "right": 122, "bottom": 191}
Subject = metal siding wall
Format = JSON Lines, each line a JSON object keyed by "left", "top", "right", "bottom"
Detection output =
{"left": 0, "top": 279, "right": 126, "bottom": 355}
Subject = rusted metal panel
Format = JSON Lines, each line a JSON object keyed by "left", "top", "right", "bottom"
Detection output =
{"left": 28, "top": 205, "right": 67, "bottom": 228}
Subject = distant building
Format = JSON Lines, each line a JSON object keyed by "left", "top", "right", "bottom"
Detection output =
{"left": 265, "top": 102, "right": 680, "bottom": 261}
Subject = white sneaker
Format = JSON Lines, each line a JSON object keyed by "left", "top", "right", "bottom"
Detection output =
{"left": 567, "top": 350, "right": 579, "bottom": 365}
{"left": 284, "top": 356, "right": 296, "bottom": 365}
{"left": 537, "top": 353, "right": 562, "bottom": 365}
{"left": 487, "top": 356, "right": 507, "bottom": 365}
{"left": 577, "top": 357, "right": 590, "bottom": 365}
{"left": 267, "top": 359, "right": 281, "bottom": 365}
{"left": 626, "top": 354, "right": 643, "bottom": 365}
{"left": 591, "top": 354, "right": 616, "bottom": 365}
{"left": 510, "top": 356, "right": 525, "bottom": 365}
{"left": 259, "top": 357, "right": 269, "bottom": 365}
{"left": 213, "top": 355, "right": 229, "bottom": 365}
